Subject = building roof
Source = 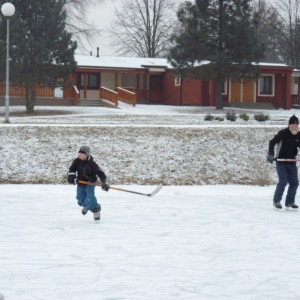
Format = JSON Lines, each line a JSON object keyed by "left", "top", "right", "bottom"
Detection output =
{"left": 75, "top": 54, "right": 171, "bottom": 70}
{"left": 75, "top": 54, "right": 293, "bottom": 71}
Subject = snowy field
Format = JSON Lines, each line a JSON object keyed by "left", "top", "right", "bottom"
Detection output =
{"left": 0, "top": 104, "right": 297, "bottom": 185}
{"left": 2, "top": 184, "right": 300, "bottom": 300}
{"left": 1, "top": 104, "right": 300, "bottom": 299}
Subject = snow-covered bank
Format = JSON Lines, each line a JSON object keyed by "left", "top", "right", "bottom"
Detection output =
{"left": 0, "top": 104, "right": 291, "bottom": 185}
{"left": 0, "top": 125, "right": 277, "bottom": 185}
{"left": 1, "top": 184, "right": 300, "bottom": 300}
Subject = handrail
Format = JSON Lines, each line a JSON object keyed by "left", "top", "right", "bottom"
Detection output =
{"left": 116, "top": 86, "right": 136, "bottom": 106}
{"left": 73, "top": 85, "right": 80, "bottom": 105}
{"left": 122, "top": 87, "right": 148, "bottom": 101}
{"left": 100, "top": 86, "right": 118, "bottom": 106}
{"left": 73, "top": 85, "right": 79, "bottom": 94}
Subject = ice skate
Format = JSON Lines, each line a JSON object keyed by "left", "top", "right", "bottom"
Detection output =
{"left": 93, "top": 207, "right": 100, "bottom": 221}
{"left": 273, "top": 202, "right": 282, "bottom": 210}
{"left": 285, "top": 203, "right": 298, "bottom": 211}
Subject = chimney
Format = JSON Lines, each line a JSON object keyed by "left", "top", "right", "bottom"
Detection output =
{"left": 97, "top": 47, "right": 99, "bottom": 57}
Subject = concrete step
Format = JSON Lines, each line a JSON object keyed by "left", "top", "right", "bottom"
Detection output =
{"left": 79, "top": 99, "right": 116, "bottom": 108}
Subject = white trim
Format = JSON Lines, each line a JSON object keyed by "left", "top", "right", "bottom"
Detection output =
{"left": 174, "top": 75, "right": 181, "bottom": 86}
{"left": 258, "top": 74, "right": 275, "bottom": 97}
{"left": 291, "top": 76, "right": 299, "bottom": 95}
{"left": 149, "top": 67, "right": 165, "bottom": 72}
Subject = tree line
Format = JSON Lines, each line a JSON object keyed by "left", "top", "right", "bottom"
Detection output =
{"left": 0, "top": 0, "right": 299, "bottom": 113}
{"left": 111, "top": 0, "right": 300, "bottom": 69}
{"left": 112, "top": 0, "right": 300, "bottom": 109}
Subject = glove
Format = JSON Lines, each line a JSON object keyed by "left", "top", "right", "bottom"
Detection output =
{"left": 267, "top": 153, "right": 274, "bottom": 164}
{"left": 68, "top": 172, "right": 77, "bottom": 185}
{"left": 101, "top": 180, "right": 110, "bottom": 191}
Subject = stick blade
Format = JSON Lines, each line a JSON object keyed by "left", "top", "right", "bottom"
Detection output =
{"left": 149, "top": 184, "right": 163, "bottom": 197}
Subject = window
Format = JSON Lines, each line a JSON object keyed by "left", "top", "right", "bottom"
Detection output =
{"left": 259, "top": 75, "right": 274, "bottom": 96}
{"left": 174, "top": 75, "right": 181, "bottom": 86}
{"left": 291, "top": 77, "right": 299, "bottom": 95}
{"left": 80, "top": 73, "right": 100, "bottom": 89}
{"left": 88, "top": 74, "right": 98, "bottom": 88}
{"left": 222, "top": 80, "right": 227, "bottom": 95}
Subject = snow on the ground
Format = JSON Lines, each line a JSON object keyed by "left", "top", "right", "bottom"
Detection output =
{"left": 1, "top": 184, "right": 300, "bottom": 300}
{"left": 0, "top": 103, "right": 296, "bottom": 125}
{"left": 0, "top": 104, "right": 296, "bottom": 185}
{"left": 1, "top": 105, "right": 300, "bottom": 299}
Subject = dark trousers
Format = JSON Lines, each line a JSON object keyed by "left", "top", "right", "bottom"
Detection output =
{"left": 76, "top": 184, "right": 101, "bottom": 212}
{"left": 273, "top": 162, "right": 299, "bottom": 204}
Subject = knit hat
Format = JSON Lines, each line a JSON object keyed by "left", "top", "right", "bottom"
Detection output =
{"left": 78, "top": 146, "right": 90, "bottom": 156}
{"left": 289, "top": 115, "right": 299, "bottom": 125}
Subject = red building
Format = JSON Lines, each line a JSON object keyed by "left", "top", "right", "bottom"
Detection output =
{"left": 70, "top": 55, "right": 300, "bottom": 109}
{"left": 1, "top": 54, "right": 300, "bottom": 109}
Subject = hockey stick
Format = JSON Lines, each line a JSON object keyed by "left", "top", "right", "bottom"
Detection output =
{"left": 77, "top": 180, "right": 163, "bottom": 197}
{"left": 276, "top": 158, "right": 300, "bottom": 162}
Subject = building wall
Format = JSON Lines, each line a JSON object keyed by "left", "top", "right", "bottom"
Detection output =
{"left": 163, "top": 71, "right": 181, "bottom": 105}
{"left": 163, "top": 71, "right": 204, "bottom": 105}
{"left": 65, "top": 65, "right": 296, "bottom": 109}
{"left": 101, "top": 73, "right": 115, "bottom": 90}
{"left": 201, "top": 80, "right": 210, "bottom": 106}
{"left": 81, "top": 90, "right": 99, "bottom": 100}
{"left": 121, "top": 74, "right": 137, "bottom": 88}
{"left": 256, "top": 74, "right": 287, "bottom": 108}
{"left": 181, "top": 77, "right": 202, "bottom": 105}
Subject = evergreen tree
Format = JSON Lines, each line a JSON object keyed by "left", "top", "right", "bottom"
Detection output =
{"left": 0, "top": 0, "right": 77, "bottom": 113}
{"left": 169, "top": 0, "right": 264, "bottom": 109}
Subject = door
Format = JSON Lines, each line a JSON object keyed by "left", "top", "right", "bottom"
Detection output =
{"left": 230, "top": 80, "right": 241, "bottom": 102}
{"left": 149, "top": 75, "right": 163, "bottom": 102}
{"left": 243, "top": 79, "right": 255, "bottom": 103}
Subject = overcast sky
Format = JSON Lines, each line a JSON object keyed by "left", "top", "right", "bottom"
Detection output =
{"left": 83, "top": 0, "right": 118, "bottom": 56}
{"left": 84, "top": 0, "right": 186, "bottom": 57}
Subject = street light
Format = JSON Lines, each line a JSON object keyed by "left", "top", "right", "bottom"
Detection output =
{"left": 1, "top": 2, "right": 15, "bottom": 123}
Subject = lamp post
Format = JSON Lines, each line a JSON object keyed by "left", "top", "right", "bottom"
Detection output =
{"left": 1, "top": 2, "right": 15, "bottom": 123}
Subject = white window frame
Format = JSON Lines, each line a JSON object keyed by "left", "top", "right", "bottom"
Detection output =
{"left": 174, "top": 75, "right": 181, "bottom": 86}
{"left": 258, "top": 74, "right": 275, "bottom": 97}
{"left": 291, "top": 76, "right": 299, "bottom": 95}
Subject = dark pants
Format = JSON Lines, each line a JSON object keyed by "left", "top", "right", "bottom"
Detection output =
{"left": 273, "top": 162, "right": 299, "bottom": 204}
{"left": 76, "top": 184, "right": 101, "bottom": 212}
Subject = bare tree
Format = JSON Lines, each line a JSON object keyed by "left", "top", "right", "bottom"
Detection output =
{"left": 64, "top": 0, "right": 105, "bottom": 52}
{"left": 252, "top": 0, "right": 283, "bottom": 63}
{"left": 109, "top": 0, "right": 178, "bottom": 57}
{"left": 271, "top": 0, "right": 300, "bottom": 67}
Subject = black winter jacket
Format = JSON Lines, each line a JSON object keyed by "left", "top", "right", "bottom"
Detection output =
{"left": 269, "top": 128, "right": 300, "bottom": 159}
{"left": 69, "top": 155, "right": 106, "bottom": 183}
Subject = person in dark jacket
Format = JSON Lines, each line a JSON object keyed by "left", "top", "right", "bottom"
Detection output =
{"left": 267, "top": 115, "right": 300, "bottom": 210}
{"left": 68, "top": 146, "right": 110, "bottom": 221}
